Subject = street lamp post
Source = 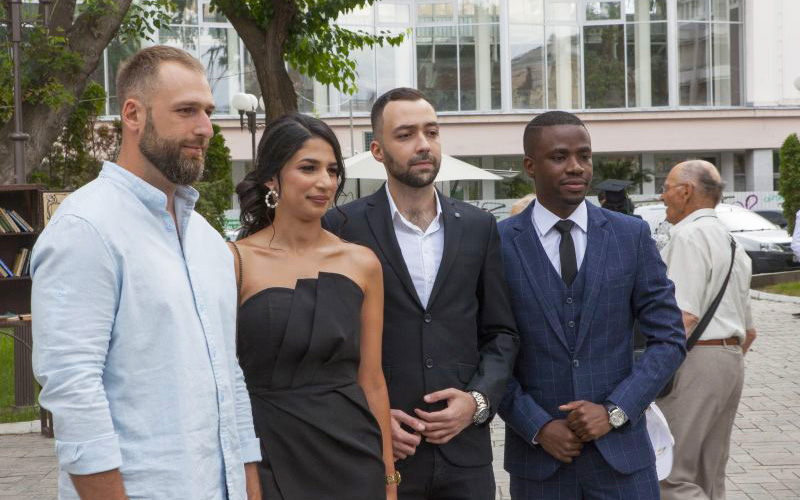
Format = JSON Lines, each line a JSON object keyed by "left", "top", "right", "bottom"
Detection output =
{"left": 231, "top": 92, "right": 262, "bottom": 168}
{"left": 9, "top": 0, "right": 30, "bottom": 184}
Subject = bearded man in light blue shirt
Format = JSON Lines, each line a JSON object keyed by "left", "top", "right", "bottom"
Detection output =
{"left": 31, "top": 46, "right": 261, "bottom": 500}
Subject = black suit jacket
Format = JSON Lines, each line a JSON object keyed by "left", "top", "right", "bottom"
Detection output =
{"left": 323, "top": 187, "right": 519, "bottom": 467}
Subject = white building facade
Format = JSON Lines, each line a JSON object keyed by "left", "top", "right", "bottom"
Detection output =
{"left": 91, "top": 0, "right": 800, "bottom": 206}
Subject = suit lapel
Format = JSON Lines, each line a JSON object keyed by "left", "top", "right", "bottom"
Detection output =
{"left": 573, "top": 203, "right": 609, "bottom": 354}
{"left": 426, "top": 191, "right": 461, "bottom": 310}
{"left": 512, "top": 203, "right": 570, "bottom": 351}
{"left": 365, "top": 188, "right": 424, "bottom": 309}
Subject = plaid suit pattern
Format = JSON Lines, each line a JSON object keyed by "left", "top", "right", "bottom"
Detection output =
{"left": 497, "top": 202, "right": 686, "bottom": 491}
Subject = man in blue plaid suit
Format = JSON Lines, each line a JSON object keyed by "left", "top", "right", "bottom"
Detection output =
{"left": 497, "top": 111, "right": 686, "bottom": 500}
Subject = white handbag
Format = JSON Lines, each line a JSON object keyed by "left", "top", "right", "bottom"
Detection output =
{"left": 645, "top": 402, "right": 674, "bottom": 481}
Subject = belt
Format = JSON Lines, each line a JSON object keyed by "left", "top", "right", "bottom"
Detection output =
{"left": 694, "top": 336, "right": 740, "bottom": 346}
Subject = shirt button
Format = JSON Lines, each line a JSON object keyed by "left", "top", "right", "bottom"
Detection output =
{"left": 566, "top": 297, "right": 573, "bottom": 304}
{"left": 425, "top": 358, "right": 434, "bottom": 369}
{"left": 424, "top": 314, "right": 432, "bottom": 323}
{"left": 568, "top": 321, "right": 575, "bottom": 328}
{"left": 573, "top": 359, "right": 580, "bottom": 369}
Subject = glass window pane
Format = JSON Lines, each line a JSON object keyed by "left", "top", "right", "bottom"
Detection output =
{"left": 200, "top": 28, "right": 240, "bottom": 114}
{"left": 107, "top": 37, "right": 143, "bottom": 115}
{"left": 350, "top": 44, "right": 377, "bottom": 113}
{"left": 378, "top": 3, "right": 410, "bottom": 23}
{"left": 546, "top": 0, "right": 577, "bottom": 22}
{"left": 678, "top": 22, "right": 710, "bottom": 105}
{"left": 377, "top": 32, "right": 413, "bottom": 95}
{"left": 508, "top": 0, "right": 544, "bottom": 24}
{"left": 626, "top": 22, "right": 668, "bottom": 107}
{"left": 417, "top": 2, "right": 454, "bottom": 23}
{"left": 510, "top": 25, "right": 545, "bottom": 109}
{"left": 416, "top": 26, "right": 459, "bottom": 111}
{"left": 243, "top": 49, "right": 261, "bottom": 101}
{"left": 458, "top": 24, "right": 501, "bottom": 111}
{"left": 584, "top": 25, "right": 625, "bottom": 108}
{"left": 160, "top": 26, "right": 199, "bottom": 54}
{"left": 585, "top": 1, "right": 622, "bottom": 21}
{"left": 202, "top": 2, "right": 228, "bottom": 23}
{"left": 288, "top": 67, "right": 315, "bottom": 114}
{"left": 171, "top": 0, "right": 198, "bottom": 24}
{"left": 625, "top": 0, "right": 666, "bottom": 21}
{"left": 711, "top": 0, "right": 741, "bottom": 22}
{"left": 339, "top": 5, "right": 373, "bottom": 25}
{"left": 459, "top": 0, "right": 499, "bottom": 23}
{"left": 546, "top": 25, "right": 581, "bottom": 108}
{"left": 677, "top": 0, "right": 708, "bottom": 21}
{"left": 712, "top": 22, "right": 741, "bottom": 105}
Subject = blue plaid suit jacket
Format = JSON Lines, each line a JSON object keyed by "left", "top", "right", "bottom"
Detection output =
{"left": 497, "top": 201, "right": 686, "bottom": 481}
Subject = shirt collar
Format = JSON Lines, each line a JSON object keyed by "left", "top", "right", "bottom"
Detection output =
{"left": 532, "top": 199, "right": 588, "bottom": 237}
{"left": 99, "top": 161, "right": 200, "bottom": 214}
{"left": 385, "top": 184, "right": 443, "bottom": 232}
{"left": 670, "top": 207, "right": 718, "bottom": 236}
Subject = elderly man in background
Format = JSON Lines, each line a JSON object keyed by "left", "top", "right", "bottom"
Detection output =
{"left": 658, "top": 160, "right": 757, "bottom": 500}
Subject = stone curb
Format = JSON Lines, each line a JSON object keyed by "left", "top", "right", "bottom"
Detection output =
{"left": 0, "top": 419, "right": 39, "bottom": 434}
{"left": 750, "top": 289, "right": 800, "bottom": 304}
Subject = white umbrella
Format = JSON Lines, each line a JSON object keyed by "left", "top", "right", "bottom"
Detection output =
{"left": 344, "top": 151, "right": 503, "bottom": 182}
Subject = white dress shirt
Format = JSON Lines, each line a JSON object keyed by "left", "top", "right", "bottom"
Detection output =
{"left": 386, "top": 185, "right": 444, "bottom": 308}
{"left": 531, "top": 200, "right": 589, "bottom": 277}
{"left": 660, "top": 208, "right": 754, "bottom": 342}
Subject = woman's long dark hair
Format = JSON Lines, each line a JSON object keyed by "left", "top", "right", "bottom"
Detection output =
{"left": 236, "top": 113, "right": 347, "bottom": 238}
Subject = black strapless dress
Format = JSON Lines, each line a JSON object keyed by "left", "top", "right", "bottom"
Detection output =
{"left": 237, "top": 272, "right": 385, "bottom": 500}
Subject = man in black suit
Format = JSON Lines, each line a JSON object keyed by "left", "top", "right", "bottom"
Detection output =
{"left": 324, "top": 87, "right": 518, "bottom": 499}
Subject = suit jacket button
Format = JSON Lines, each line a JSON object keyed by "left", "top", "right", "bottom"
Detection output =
{"left": 567, "top": 320, "right": 575, "bottom": 328}
{"left": 566, "top": 297, "right": 573, "bottom": 304}
{"left": 424, "top": 314, "right": 432, "bottom": 323}
{"left": 425, "top": 358, "right": 434, "bottom": 369}
{"left": 572, "top": 359, "right": 580, "bottom": 369}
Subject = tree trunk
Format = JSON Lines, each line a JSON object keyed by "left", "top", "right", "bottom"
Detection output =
{"left": 220, "top": 0, "right": 299, "bottom": 121}
{"left": 0, "top": 0, "right": 133, "bottom": 184}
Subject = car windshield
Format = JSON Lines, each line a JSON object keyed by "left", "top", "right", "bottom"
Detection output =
{"left": 718, "top": 210, "right": 777, "bottom": 232}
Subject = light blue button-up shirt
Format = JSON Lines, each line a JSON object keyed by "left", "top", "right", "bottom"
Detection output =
{"left": 31, "top": 162, "right": 261, "bottom": 500}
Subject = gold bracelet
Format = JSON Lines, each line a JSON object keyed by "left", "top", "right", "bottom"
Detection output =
{"left": 385, "top": 470, "right": 401, "bottom": 485}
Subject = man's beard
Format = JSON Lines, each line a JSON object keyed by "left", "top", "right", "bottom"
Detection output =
{"left": 383, "top": 149, "right": 441, "bottom": 188}
{"left": 139, "top": 118, "right": 206, "bottom": 185}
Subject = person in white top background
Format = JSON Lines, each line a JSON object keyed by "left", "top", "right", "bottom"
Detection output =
{"left": 658, "top": 160, "right": 757, "bottom": 500}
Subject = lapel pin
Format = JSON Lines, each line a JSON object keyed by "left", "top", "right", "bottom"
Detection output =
{"left": 454, "top": 212, "right": 461, "bottom": 218}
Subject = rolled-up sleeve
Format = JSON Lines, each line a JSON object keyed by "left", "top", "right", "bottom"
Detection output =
{"left": 31, "top": 215, "right": 122, "bottom": 475}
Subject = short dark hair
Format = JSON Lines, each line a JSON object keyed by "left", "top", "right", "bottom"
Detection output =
{"left": 116, "top": 45, "right": 205, "bottom": 107}
{"left": 523, "top": 111, "right": 587, "bottom": 156}
{"left": 370, "top": 87, "right": 433, "bottom": 140}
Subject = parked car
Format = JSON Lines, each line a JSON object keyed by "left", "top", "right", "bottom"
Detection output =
{"left": 634, "top": 203, "right": 797, "bottom": 274}
{"left": 754, "top": 209, "right": 788, "bottom": 229}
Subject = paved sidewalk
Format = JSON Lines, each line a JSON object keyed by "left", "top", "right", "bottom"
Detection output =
{"left": 2, "top": 298, "right": 799, "bottom": 500}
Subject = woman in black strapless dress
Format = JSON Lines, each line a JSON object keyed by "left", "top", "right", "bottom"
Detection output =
{"left": 229, "top": 114, "right": 397, "bottom": 500}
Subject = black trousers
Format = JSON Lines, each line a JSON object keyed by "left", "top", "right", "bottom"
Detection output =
{"left": 396, "top": 441, "right": 495, "bottom": 500}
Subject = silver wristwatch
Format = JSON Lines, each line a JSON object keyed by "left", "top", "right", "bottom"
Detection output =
{"left": 606, "top": 405, "right": 628, "bottom": 429}
{"left": 470, "top": 391, "right": 490, "bottom": 425}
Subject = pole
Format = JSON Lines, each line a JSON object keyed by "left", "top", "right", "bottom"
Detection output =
{"left": 9, "top": 0, "right": 30, "bottom": 184}
{"left": 248, "top": 111, "right": 257, "bottom": 168}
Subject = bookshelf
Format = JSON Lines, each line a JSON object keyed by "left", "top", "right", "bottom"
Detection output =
{"left": 0, "top": 185, "right": 42, "bottom": 417}
{"left": 0, "top": 185, "right": 42, "bottom": 313}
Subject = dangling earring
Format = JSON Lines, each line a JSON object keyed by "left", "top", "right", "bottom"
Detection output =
{"left": 265, "top": 187, "right": 280, "bottom": 209}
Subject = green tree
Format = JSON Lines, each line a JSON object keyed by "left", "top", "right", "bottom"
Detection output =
{"left": 194, "top": 124, "right": 234, "bottom": 236}
{"left": 210, "top": 0, "right": 405, "bottom": 120}
{"left": 592, "top": 158, "right": 653, "bottom": 193}
{"left": 0, "top": 0, "right": 173, "bottom": 184}
{"left": 778, "top": 133, "right": 800, "bottom": 235}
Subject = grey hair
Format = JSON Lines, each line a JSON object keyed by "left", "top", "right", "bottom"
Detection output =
{"left": 678, "top": 160, "right": 726, "bottom": 205}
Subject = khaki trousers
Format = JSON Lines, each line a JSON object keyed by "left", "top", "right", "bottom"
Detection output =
{"left": 657, "top": 345, "right": 745, "bottom": 500}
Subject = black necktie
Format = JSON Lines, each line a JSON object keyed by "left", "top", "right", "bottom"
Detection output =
{"left": 554, "top": 220, "right": 577, "bottom": 285}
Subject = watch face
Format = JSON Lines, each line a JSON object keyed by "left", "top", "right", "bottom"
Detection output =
{"left": 475, "top": 408, "right": 490, "bottom": 424}
{"left": 610, "top": 410, "right": 625, "bottom": 428}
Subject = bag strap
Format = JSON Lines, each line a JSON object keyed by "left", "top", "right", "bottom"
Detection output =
{"left": 686, "top": 237, "right": 737, "bottom": 351}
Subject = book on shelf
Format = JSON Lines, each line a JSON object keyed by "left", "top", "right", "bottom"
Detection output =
{"left": 8, "top": 209, "right": 34, "bottom": 232}
{"left": 12, "top": 247, "right": 30, "bottom": 276}
{"left": 0, "top": 211, "right": 13, "bottom": 233}
{"left": 0, "top": 257, "right": 12, "bottom": 277}
{"left": 0, "top": 208, "right": 20, "bottom": 233}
